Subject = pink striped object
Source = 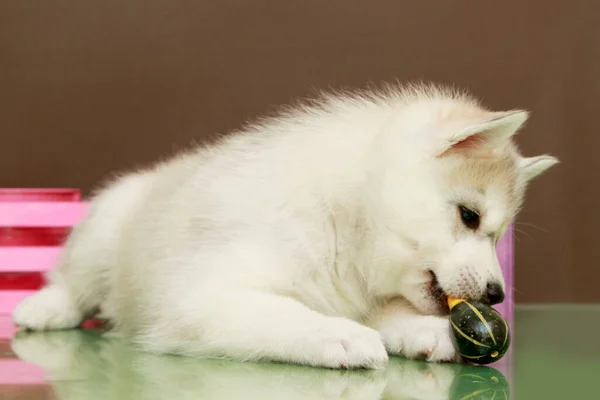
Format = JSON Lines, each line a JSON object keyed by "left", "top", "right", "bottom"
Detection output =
{"left": 0, "top": 202, "right": 88, "bottom": 227}
{"left": 0, "top": 188, "right": 81, "bottom": 202}
{"left": 0, "top": 247, "right": 63, "bottom": 272}
{"left": 0, "top": 189, "right": 88, "bottom": 315}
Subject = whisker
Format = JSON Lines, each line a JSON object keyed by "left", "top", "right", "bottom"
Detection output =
{"left": 507, "top": 229, "right": 522, "bottom": 243}
{"left": 514, "top": 227, "right": 532, "bottom": 240}
{"left": 511, "top": 286, "right": 523, "bottom": 295}
{"left": 515, "top": 221, "right": 549, "bottom": 234}
{"left": 511, "top": 231, "right": 521, "bottom": 243}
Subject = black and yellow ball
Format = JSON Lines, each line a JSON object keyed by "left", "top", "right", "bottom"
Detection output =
{"left": 448, "top": 298, "right": 511, "bottom": 365}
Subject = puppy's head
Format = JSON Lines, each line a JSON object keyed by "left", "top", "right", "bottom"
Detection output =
{"left": 370, "top": 92, "right": 558, "bottom": 315}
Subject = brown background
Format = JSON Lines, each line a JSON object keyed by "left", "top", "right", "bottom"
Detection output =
{"left": 0, "top": 1, "right": 597, "bottom": 303}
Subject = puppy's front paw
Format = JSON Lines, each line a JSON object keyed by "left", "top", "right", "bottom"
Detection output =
{"left": 305, "top": 318, "right": 389, "bottom": 369}
{"left": 380, "top": 316, "right": 456, "bottom": 362}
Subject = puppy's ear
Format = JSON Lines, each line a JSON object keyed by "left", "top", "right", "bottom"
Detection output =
{"left": 437, "top": 110, "right": 529, "bottom": 156}
{"left": 519, "top": 155, "right": 559, "bottom": 181}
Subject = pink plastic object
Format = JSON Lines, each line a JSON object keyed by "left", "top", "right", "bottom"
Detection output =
{"left": 491, "top": 223, "right": 514, "bottom": 372}
{"left": 0, "top": 189, "right": 88, "bottom": 314}
{"left": 495, "top": 224, "right": 514, "bottom": 326}
{"left": 0, "top": 188, "right": 81, "bottom": 202}
{"left": 0, "top": 202, "right": 88, "bottom": 227}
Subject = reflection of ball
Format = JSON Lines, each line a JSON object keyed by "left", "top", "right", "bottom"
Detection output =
{"left": 448, "top": 298, "right": 511, "bottom": 365}
{"left": 450, "top": 364, "right": 510, "bottom": 399}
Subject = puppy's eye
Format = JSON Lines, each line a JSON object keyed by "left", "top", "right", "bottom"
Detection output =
{"left": 459, "top": 206, "right": 480, "bottom": 230}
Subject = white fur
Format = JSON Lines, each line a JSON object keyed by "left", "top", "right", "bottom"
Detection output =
{"left": 13, "top": 84, "right": 557, "bottom": 368}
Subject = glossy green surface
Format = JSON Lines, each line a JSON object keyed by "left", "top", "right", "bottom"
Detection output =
{"left": 1, "top": 305, "right": 599, "bottom": 399}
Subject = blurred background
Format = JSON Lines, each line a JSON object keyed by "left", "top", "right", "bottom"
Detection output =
{"left": 0, "top": 1, "right": 597, "bottom": 303}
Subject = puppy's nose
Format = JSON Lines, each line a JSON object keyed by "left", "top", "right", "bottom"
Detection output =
{"left": 485, "top": 282, "right": 505, "bottom": 305}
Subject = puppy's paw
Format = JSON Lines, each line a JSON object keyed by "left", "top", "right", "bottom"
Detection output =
{"left": 304, "top": 318, "right": 389, "bottom": 369}
{"left": 12, "top": 286, "right": 82, "bottom": 331}
{"left": 380, "top": 315, "right": 457, "bottom": 362}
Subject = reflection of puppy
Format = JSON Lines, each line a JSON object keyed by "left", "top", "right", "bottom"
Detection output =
{"left": 13, "top": 84, "right": 557, "bottom": 368}
{"left": 12, "top": 330, "right": 467, "bottom": 400}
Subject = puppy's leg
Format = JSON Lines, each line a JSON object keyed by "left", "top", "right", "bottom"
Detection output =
{"left": 13, "top": 173, "right": 148, "bottom": 330}
{"left": 12, "top": 219, "right": 110, "bottom": 331}
{"left": 13, "top": 225, "right": 109, "bottom": 330}
{"left": 365, "top": 298, "right": 456, "bottom": 362}
{"left": 12, "top": 274, "right": 86, "bottom": 331}
{"left": 142, "top": 291, "right": 388, "bottom": 369}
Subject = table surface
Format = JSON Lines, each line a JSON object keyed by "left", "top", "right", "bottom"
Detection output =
{"left": 1, "top": 304, "right": 598, "bottom": 400}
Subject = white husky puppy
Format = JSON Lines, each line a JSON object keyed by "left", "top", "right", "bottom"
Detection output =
{"left": 13, "top": 83, "right": 557, "bottom": 369}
